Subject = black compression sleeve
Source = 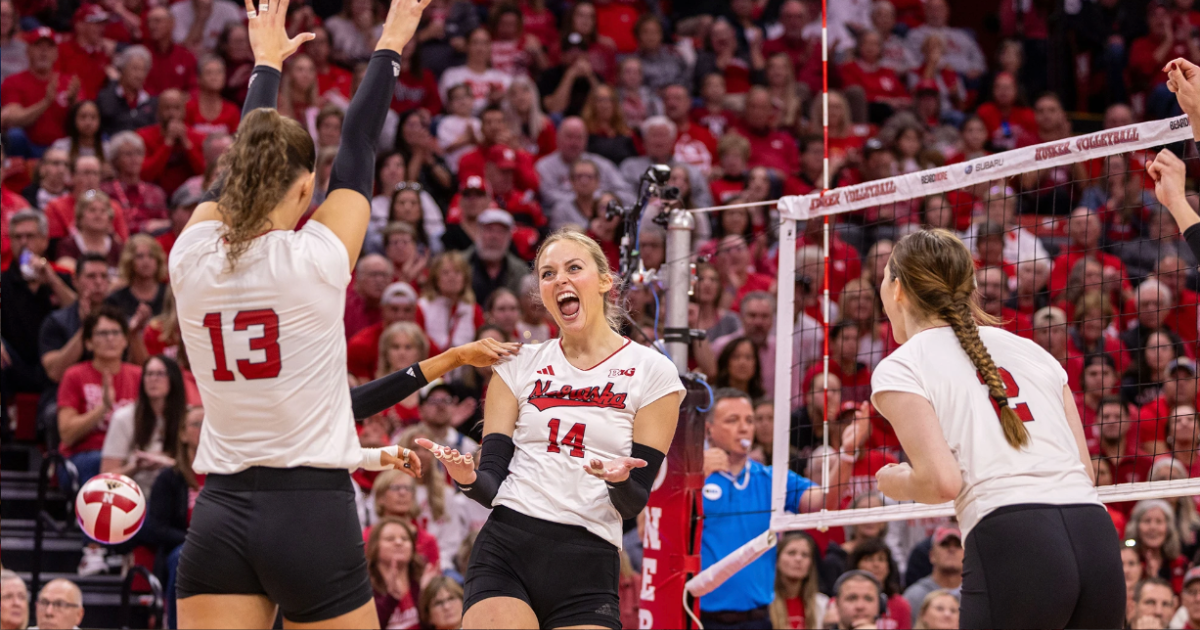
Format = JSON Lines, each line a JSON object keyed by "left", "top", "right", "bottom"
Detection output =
{"left": 606, "top": 442, "right": 665, "bottom": 520}
{"left": 1186, "top": 224, "right": 1200, "bottom": 264}
{"left": 242, "top": 65, "right": 282, "bottom": 116}
{"left": 328, "top": 50, "right": 400, "bottom": 200}
{"left": 457, "top": 433, "right": 514, "bottom": 509}
{"left": 349, "top": 362, "right": 428, "bottom": 419}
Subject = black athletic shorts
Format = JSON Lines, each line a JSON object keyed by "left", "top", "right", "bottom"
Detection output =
{"left": 464, "top": 505, "right": 622, "bottom": 630}
{"left": 175, "top": 466, "right": 373, "bottom": 624}
{"left": 960, "top": 503, "right": 1125, "bottom": 630}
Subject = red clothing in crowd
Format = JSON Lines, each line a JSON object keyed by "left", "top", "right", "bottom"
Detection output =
{"left": 57, "top": 362, "right": 143, "bottom": 458}
{"left": 975, "top": 102, "right": 1038, "bottom": 150}
{"left": 44, "top": 194, "right": 131, "bottom": 241}
{"left": 997, "top": 307, "right": 1033, "bottom": 338}
{"left": 761, "top": 36, "right": 823, "bottom": 94}
{"left": 741, "top": 125, "right": 800, "bottom": 176}
{"left": 347, "top": 322, "right": 386, "bottom": 381}
{"left": 102, "top": 180, "right": 167, "bottom": 235}
{"left": 142, "top": 321, "right": 180, "bottom": 361}
{"left": 0, "top": 187, "right": 32, "bottom": 270}
{"left": 717, "top": 56, "right": 754, "bottom": 95}
{"left": 392, "top": 69, "right": 442, "bottom": 116}
{"left": 710, "top": 175, "right": 748, "bottom": 204}
{"left": 826, "top": 124, "right": 875, "bottom": 166}
{"left": 1048, "top": 246, "right": 1131, "bottom": 300}
{"left": 1127, "top": 35, "right": 1191, "bottom": 90}
{"left": 1164, "top": 287, "right": 1200, "bottom": 352}
{"left": 595, "top": 2, "right": 639, "bottom": 53}
{"left": 521, "top": 7, "right": 558, "bottom": 56}
{"left": 54, "top": 38, "right": 110, "bottom": 101}
{"left": 457, "top": 144, "right": 540, "bottom": 193}
{"left": 839, "top": 60, "right": 909, "bottom": 104}
{"left": 785, "top": 231, "right": 861, "bottom": 301}
{"left": 0, "top": 71, "right": 75, "bottom": 147}
{"left": 185, "top": 96, "right": 241, "bottom": 136}
{"left": 691, "top": 105, "right": 736, "bottom": 140}
{"left": 673, "top": 121, "right": 718, "bottom": 176}
{"left": 1136, "top": 392, "right": 1200, "bottom": 446}
{"left": 344, "top": 290, "right": 382, "bottom": 341}
{"left": 146, "top": 43, "right": 198, "bottom": 96}
{"left": 138, "top": 125, "right": 207, "bottom": 197}
{"left": 317, "top": 64, "right": 353, "bottom": 99}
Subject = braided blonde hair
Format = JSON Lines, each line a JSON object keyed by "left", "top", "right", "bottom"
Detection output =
{"left": 888, "top": 229, "right": 1029, "bottom": 449}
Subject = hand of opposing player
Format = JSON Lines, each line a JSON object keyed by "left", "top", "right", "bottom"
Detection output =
{"left": 454, "top": 338, "right": 521, "bottom": 368}
{"left": 584, "top": 457, "right": 646, "bottom": 484}
{"left": 415, "top": 438, "right": 476, "bottom": 485}
{"left": 1148, "top": 148, "right": 1189, "bottom": 208}
{"left": 1167, "top": 58, "right": 1200, "bottom": 114}
{"left": 244, "top": 0, "right": 314, "bottom": 71}
{"left": 380, "top": 446, "right": 423, "bottom": 478}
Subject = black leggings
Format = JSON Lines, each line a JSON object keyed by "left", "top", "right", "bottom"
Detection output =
{"left": 960, "top": 503, "right": 1125, "bottom": 629}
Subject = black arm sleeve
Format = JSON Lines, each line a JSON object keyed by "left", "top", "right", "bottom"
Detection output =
{"left": 198, "top": 66, "right": 282, "bottom": 205}
{"left": 606, "top": 442, "right": 665, "bottom": 520}
{"left": 1186, "top": 224, "right": 1200, "bottom": 264}
{"left": 242, "top": 65, "right": 282, "bottom": 117}
{"left": 349, "top": 362, "right": 428, "bottom": 419}
{"left": 328, "top": 50, "right": 401, "bottom": 200}
{"left": 457, "top": 433, "right": 515, "bottom": 509}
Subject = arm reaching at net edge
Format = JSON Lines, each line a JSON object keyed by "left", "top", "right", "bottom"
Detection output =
{"left": 353, "top": 338, "right": 520, "bottom": 477}
{"left": 1146, "top": 147, "right": 1200, "bottom": 263}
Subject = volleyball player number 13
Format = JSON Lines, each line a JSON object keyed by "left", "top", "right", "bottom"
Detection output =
{"left": 203, "top": 310, "right": 283, "bottom": 381}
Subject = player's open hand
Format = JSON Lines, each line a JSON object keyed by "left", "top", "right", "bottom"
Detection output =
{"left": 244, "top": 0, "right": 314, "bottom": 71}
{"left": 1148, "top": 148, "right": 1188, "bottom": 208}
{"left": 377, "top": 0, "right": 435, "bottom": 53}
{"left": 381, "top": 446, "right": 423, "bottom": 478}
{"left": 454, "top": 338, "right": 521, "bottom": 369}
{"left": 1166, "top": 58, "right": 1200, "bottom": 120}
{"left": 415, "top": 438, "right": 476, "bottom": 485}
{"left": 584, "top": 457, "right": 646, "bottom": 484}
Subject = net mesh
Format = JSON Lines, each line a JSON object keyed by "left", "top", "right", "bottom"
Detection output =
{"left": 761, "top": 114, "right": 1200, "bottom": 540}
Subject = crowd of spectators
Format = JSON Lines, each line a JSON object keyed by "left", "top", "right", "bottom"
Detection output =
{"left": 2, "top": 0, "right": 1200, "bottom": 627}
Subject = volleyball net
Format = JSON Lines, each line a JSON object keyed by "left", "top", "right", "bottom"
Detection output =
{"left": 685, "top": 113, "right": 1200, "bottom": 599}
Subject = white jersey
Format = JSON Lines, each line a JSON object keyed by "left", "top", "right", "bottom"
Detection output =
{"left": 169, "top": 221, "right": 362, "bottom": 475}
{"left": 871, "top": 326, "right": 1099, "bottom": 540}
{"left": 491, "top": 338, "right": 685, "bottom": 548}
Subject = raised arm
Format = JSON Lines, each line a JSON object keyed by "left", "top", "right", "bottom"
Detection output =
{"left": 1147, "top": 147, "right": 1200, "bottom": 264}
{"left": 186, "top": 0, "right": 315, "bottom": 231}
{"left": 310, "top": 0, "right": 433, "bottom": 266}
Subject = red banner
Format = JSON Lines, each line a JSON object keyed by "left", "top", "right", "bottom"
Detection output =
{"left": 639, "top": 382, "right": 707, "bottom": 629}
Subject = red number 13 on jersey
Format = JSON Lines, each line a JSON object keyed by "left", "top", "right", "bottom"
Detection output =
{"left": 203, "top": 310, "right": 282, "bottom": 381}
{"left": 976, "top": 367, "right": 1035, "bottom": 423}
{"left": 547, "top": 418, "right": 586, "bottom": 458}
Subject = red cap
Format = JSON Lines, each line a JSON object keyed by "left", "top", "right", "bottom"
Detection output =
{"left": 486, "top": 145, "right": 517, "bottom": 169}
{"left": 21, "top": 26, "right": 58, "bottom": 44}
{"left": 463, "top": 175, "right": 486, "bottom": 191}
{"left": 915, "top": 79, "right": 939, "bottom": 94}
{"left": 838, "top": 401, "right": 859, "bottom": 416}
{"left": 933, "top": 526, "right": 962, "bottom": 546}
{"left": 74, "top": 4, "right": 109, "bottom": 24}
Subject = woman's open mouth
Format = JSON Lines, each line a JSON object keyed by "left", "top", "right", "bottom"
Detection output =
{"left": 557, "top": 290, "right": 581, "bottom": 321}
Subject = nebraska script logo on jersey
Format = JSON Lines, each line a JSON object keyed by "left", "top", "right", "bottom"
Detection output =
{"left": 529, "top": 379, "right": 628, "bottom": 411}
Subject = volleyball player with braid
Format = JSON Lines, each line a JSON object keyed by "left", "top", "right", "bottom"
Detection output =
{"left": 870, "top": 229, "right": 1124, "bottom": 629}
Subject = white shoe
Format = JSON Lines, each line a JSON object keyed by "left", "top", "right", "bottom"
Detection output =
{"left": 78, "top": 546, "right": 107, "bottom": 576}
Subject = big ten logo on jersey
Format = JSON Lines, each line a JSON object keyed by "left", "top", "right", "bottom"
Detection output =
{"left": 609, "top": 368, "right": 636, "bottom": 378}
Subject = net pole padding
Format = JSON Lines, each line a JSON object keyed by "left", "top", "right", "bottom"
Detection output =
{"left": 685, "top": 530, "right": 777, "bottom": 598}
{"left": 771, "top": 218, "right": 798, "bottom": 518}
{"left": 663, "top": 208, "right": 694, "bottom": 373}
{"left": 776, "top": 115, "right": 1195, "bottom": 222}
{"left": 769, "top": 477, "right": 1200, "bottom": 533}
